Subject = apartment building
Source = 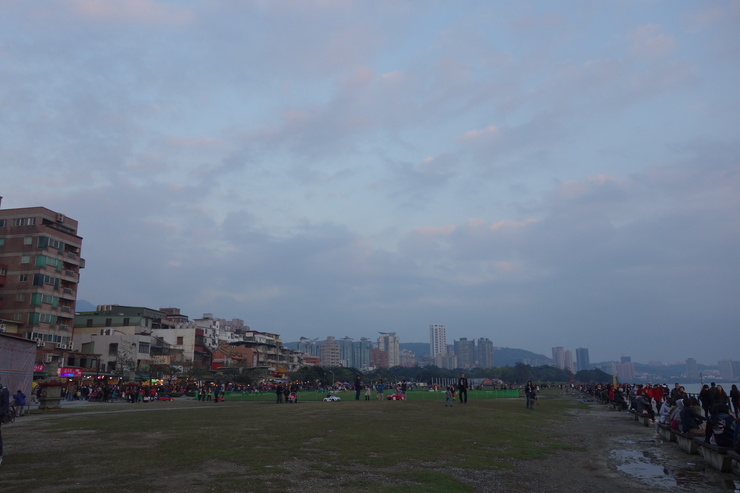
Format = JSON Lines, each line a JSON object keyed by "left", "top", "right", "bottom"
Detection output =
{"left": 0, "top": 206, "right": 84, "bottom": 354}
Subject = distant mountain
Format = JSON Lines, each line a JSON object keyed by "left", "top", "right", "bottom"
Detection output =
{"left": 493, "top": 347, "right": 552, "bottom": 367}
{"left": 75, "top": 299, "right": 96, "bottom": 312}
{"left": 400, "top": 343, "right": 553, "bottom": 367}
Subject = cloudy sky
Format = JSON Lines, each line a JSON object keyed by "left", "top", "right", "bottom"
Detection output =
{"left": 2, "top": 1, "right": 738, "bottom": 365}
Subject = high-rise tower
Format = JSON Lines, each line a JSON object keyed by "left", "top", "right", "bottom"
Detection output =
{"left": 429, "top": 324, "right": 446, "bottom": 357}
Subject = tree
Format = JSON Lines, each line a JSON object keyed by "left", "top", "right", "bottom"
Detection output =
{"left": 111, "top": 343, "right": 138, "bottom": 381}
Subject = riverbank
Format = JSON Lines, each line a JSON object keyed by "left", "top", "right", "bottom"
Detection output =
{"left": 508, "top": 392, "right": 739, "bottom": 492}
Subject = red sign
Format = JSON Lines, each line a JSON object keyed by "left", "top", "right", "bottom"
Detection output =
{"left": 58, "top": 367, "right": 83, "bottom": 377}
{"left": 35, "top": 364, "right": 45, "bottom": 372}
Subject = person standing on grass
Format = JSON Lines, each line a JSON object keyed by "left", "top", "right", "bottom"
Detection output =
{"left": 354, "top": 375, "right": 362, "bottom": 401}
{"left": 457, "top": 373, "right": 469, "bottom": 404}
{"left": 524, "top": 381, "right": 536, "bottom": 411}
{"left": 0, "top": 381, "right": 10, "bottom": 466}
{"left": 445, "top": 385, "right": 454, "bottom": 407}
{"left": 375, "top": 380, "right": 385, "bottom": 400}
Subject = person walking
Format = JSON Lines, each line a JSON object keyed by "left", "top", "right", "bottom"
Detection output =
{"left": 457, "top": 373, "right": 469, "bottom": 404}
{"left": 12, "top": 390, "right": 27, "bottom": 417}
{"left": 0, "top": 381, "right": 11, "bottom": 466}
{"left": 445, "top": 385, "right": 454, "bottom": 407}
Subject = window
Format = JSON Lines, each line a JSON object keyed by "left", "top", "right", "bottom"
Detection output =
{"left": 49, "top": 239, "right": 62, "bottom": 250}
{"left": 86, "top": 318, "right": 93, "bottom": 327}
{"left": 16, "top": 293, "right": 26, "bottom": 302}
{"left": 12, "top": 217, "right": 36, "bottom": 226}
{"left": 0, "top": 238, "right": 4, "bottom": 246}
{"left": 40, "top": 313, "right": 55, "bottom": 324}
{"left": 176, "top": 336, "right": 184, "bottom": 345}
{"left": 42, "top": 294, "right": 55, "bottom": 304}
{"left": 123, "top": 317, "right": 130, "bottom": 326}
{"left": 28, "top": 312, "right": 39, "bottom": 325}
{"left": 33, "top": 274, "right": 56, "bottom": 286}
{"left": 105, "top": 318, "right": 112, "bottom": 327}
{"left": 108, "top": 343, "right": 118, "bottom": 356}
{"left": 21, "top": 255, "right": 30, "bottom": 264}
{"left": 14, "top": 313, "right": 23, "bottom": 321}
{"left": 24, "top": 236, "right": 32, "bottom": 245}
{"left": 138, "top": 342, "right": 150, "bottom": 354}
{"left": 0, "top": 219, "right": 5, "bottom": 227}
{"left": 19, "top": 274, "right": 28, "bottom": 282}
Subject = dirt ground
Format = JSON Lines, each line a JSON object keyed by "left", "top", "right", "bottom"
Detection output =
{"left": 494, "top": 395, "right": 740, "bottom": 493}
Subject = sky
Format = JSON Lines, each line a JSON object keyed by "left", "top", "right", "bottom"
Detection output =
{"left": 1, "top": 1, "right": 738, "bottom": 366}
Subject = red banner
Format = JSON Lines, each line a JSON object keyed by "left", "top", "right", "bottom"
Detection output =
{"left": 58, "top": 367, "right": 83, "bottom": 377}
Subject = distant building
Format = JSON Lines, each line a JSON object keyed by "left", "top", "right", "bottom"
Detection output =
{"left": 297, "top": 337, "right": 319, "bottom": 357}
{"left": 454, "top": 337, "right": 476, "bottom": 369}
{"left": 370, "top": 347, "right": 388, "bottom": 368}
{"left": 576, "top": 347, "right": 590, "bottom": 372}
{"left": 0, "top": 206, "right": 84, "bottom": 358}
{"left": 429, "top": 324, "right": 446, "bottom": 357}
{"left": 378, "top": 332, "right": 400, "bottom": 367}
{"left": 319, "top": 336, "right": 340, "bottom": 366}
{"left": 612, "top": 361, "right": 635, "bottom": 382}
{"left": 564, "top": 350, "right": 574, "bottom": 373}
{"left": 685, "top": 358, "right": 699, "bottom": 381}
{"left": 352, "top": 338, "right": 372, "bottom": 370}
{"left": 74, "top": 305, "right": 174, "bottom": 376}
{"left": 477, "top": 338, "right": 494, "bottom": 368}
{"left": 551, "top": 347, "right": 565, "bottom": 369}
{"left": 434, "top": 352, "right": 457, "bottom": 370}
{"left": 338, "top": 337, "right": 354, "bottom": 367}
{"left": 400, "top": 349, "right": 416, "bottom": 367}
{"left": 718, "top": 360, "right": 734, "bottom": 380}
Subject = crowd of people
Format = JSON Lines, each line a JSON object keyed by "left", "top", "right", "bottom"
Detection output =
{"left": 579, "top": 381, "right": 740, "bottom": 451}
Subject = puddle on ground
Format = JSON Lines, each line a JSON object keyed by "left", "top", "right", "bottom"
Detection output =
{"left": 609, "top": 441, "right": 740, "bottom": 491}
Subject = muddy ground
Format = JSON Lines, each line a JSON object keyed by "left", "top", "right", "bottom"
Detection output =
{"left": 496, "top": 396, "right": 740, "bottom": 493}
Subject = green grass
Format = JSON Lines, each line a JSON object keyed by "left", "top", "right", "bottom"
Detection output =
{"left": 3, "top": 391, "right": 587, "bottom": 492}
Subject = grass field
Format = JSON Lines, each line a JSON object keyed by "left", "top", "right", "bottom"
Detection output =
{"left": 3, "top": 391, "right": 587, "bottom": 492}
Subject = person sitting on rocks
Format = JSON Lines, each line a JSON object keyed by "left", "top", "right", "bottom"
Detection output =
{"left": 708, "top": 404, "right": 735, "bottom": 447}
{"left": 613, "top": 389, "right": 628, "bottom": 411}
{"left": 632, "top": 394, "right": 655, "bottom": 421}
{"left": 679, "top": 397, "right": 706, "bottom": 436}
{"left": 658, "top": 398, "right": 673, "bottom": 424}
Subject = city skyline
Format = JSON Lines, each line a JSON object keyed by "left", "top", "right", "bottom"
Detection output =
{"left": 2, "top": 2, "right": 738, "bottom": 364}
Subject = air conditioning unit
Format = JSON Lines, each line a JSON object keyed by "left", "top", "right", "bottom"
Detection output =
{"left": 61, "top": 344, "right": 68, "bottom": 349}
{"left": 56, "top": 213, "right": 65, "bottom": 223}
{"left": 68, "top": 343, "right": 75, "bottom": 351}
{"left": 38, "top": 342, "right": 46, "bottom": 348}
{"left": 56, "top": 343, "right": 64, "bottom": 349}
{"left": 44, "top": 354, "right": 55, "bottom": 363}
